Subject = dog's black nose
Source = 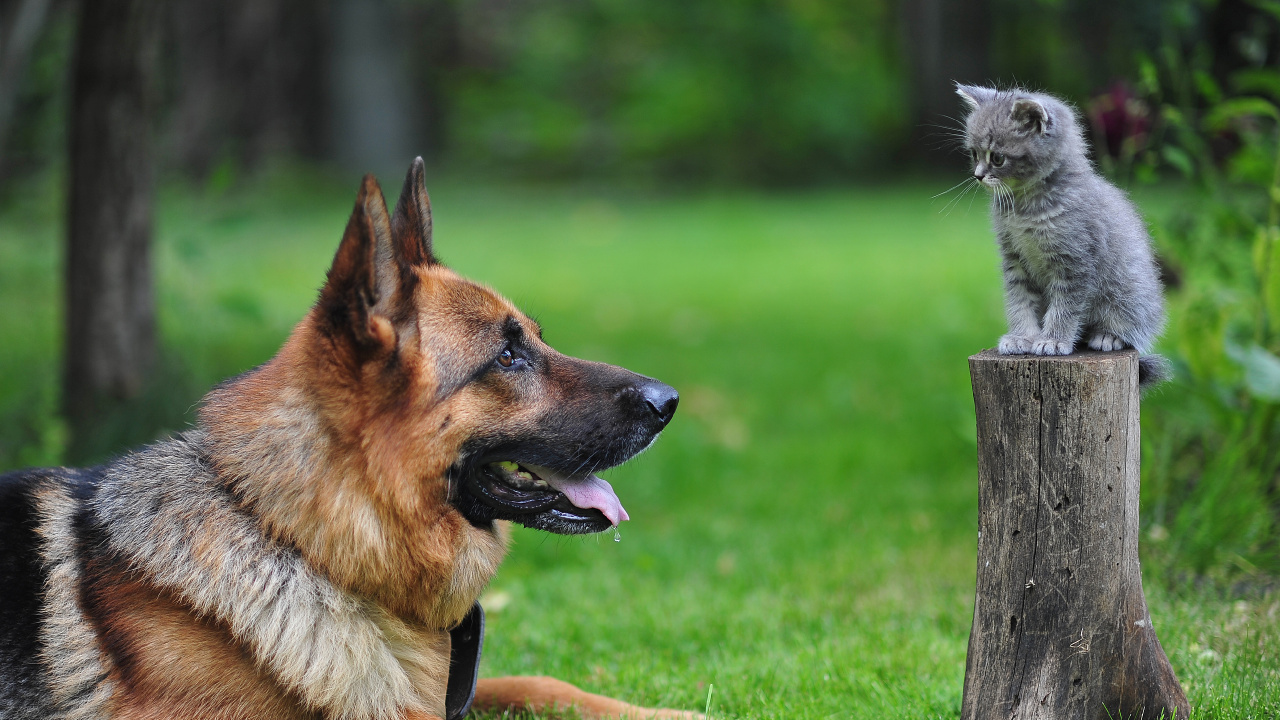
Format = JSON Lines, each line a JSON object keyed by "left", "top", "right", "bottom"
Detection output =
{"left": 640, "top": 381, "right": 679, "bottom": 427}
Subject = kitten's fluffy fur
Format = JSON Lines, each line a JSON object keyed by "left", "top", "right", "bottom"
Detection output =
{"left": 957, "top": 84, "right": 1169, "bottom": 386}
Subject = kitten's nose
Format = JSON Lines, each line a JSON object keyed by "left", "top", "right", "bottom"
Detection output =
{"left": 974, "top": 163, "right": 987, "bottom": 179}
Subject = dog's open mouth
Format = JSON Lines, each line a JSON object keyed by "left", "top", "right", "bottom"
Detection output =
{"left": 463, "top": 460, "right": 629, "bottom": 532}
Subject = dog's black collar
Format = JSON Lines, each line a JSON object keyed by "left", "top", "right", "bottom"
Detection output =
{"left": 446, "top": 602, "right": 485, "bottom": 720}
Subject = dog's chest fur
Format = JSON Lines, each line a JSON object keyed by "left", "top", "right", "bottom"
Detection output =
{"left": 25, "top": 434, "right": 473, "bottom": 719}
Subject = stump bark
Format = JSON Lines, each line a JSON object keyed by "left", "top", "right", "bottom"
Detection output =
{"left": 962, "top": 349, "right": 1188, "bottom": 720}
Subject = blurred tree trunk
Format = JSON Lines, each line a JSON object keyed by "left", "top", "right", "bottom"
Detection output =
{"left": 328, "top": 0, "right": 412, "bottom": 177}
{"left": 0, "top": 0, "right": 53, "bottom": 174}
{"left": 169, "top": 0, "right": 329, "bottom": 177}
{"left": 404, "top": 0, "right": 459, "bottom": 163}
{"left": 63, "top": 0, "right": 161, "bottom": 458}
{"left": 899, "top": 0, "right": 991, "bottom": 167}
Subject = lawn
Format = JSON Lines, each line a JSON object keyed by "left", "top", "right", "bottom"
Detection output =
{"left": 0, "top": 169, "right": 1275, "bottom": 718}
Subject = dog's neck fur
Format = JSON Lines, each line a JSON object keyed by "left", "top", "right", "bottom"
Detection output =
{"left": 84, "top": 432, "right": 454, "bottom": 718}
{"left": 200, "top": 318, "right": 508, "bottom": 629}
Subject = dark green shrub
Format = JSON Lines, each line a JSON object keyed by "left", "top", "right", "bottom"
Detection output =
{"left": 1136, "top": 0, "right": 1280, "bottom": 577}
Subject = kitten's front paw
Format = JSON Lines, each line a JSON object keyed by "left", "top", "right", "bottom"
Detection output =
{"left": 998, "top": 334, "right": 1035, "bottom": 354}
{"left": 1031, "top": 338, "right": 1074, "bottom": 356}
{"left": 1087, "top": 333, "right": 1127, "bottom": 352}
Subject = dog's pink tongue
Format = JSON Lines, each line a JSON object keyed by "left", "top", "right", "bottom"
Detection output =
{"left": 542, "top": 472, "right": 629, "bottom": 527}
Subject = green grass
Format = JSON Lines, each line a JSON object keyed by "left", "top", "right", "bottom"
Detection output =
{"left": 0, "top": 169, "right": 1275, "bottom": 718}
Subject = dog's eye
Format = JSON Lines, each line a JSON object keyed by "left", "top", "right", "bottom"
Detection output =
{"left": 992, "top": 152, "right": 1007, "bottom": 167}
{"left": 496, "top": 346, "right": 529, "bottom": 370}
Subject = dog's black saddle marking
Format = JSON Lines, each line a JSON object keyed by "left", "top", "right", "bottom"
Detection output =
{"left": 446, "top": 602, "right": 485, "bottom": 720}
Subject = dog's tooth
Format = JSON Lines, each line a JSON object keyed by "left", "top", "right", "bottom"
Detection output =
{"left": 533, "top": 479, "right": 548, "bottom": 487}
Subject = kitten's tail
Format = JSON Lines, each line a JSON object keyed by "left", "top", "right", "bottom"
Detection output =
{"left": 1138, "top": 354, "right": 1171, "bottom": 390}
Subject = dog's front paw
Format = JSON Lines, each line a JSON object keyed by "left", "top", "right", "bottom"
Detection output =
{"left": 1031, "top": 338, "right": 1073, "bottom": 356}
{"left": 1087, "top": 332, "right": 1127, "bottom": 352}
{"left": 998, "top": 334, "right": 1035, "bottom": 355}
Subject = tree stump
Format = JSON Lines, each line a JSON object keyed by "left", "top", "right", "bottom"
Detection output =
{"left": 962, "top": 349, "right": 1189, "bottom": 720}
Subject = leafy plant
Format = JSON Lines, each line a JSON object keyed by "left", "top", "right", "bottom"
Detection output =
{"left": 1133, "top": 0, "right": 1280, "bottom": 577}
{"left": 441, "top": 0, "right": 907, "bottom": 184}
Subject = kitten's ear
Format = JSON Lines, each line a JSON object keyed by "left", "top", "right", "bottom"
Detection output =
{"left": 955, "top": 83, "right": 995, "bottom": 111}
{"left": 1011, "top": 98, "right": 1049, "bottom": 134}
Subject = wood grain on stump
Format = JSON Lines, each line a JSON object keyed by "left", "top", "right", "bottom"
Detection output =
{"left": 962, "top": 349, "right": 1188, "bottom": 720}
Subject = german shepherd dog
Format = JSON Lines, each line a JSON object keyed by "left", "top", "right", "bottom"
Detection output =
{"left": 0, "top": 159, "right": 697, "bottom": 720}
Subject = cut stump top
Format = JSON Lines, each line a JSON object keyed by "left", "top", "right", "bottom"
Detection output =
{"left": 969, "top": 347, "right": 1139, "bottom": 369}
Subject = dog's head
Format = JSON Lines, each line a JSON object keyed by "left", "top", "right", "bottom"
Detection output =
{"left": 307, "top": 159, "right": 677, "bottom": 536}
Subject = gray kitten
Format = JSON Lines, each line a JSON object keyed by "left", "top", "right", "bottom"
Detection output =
{"left": 956, "top": 84, "right": 1169, "bottom": 386}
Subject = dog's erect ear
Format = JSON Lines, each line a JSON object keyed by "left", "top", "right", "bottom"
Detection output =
{"left": 391, "top": 156, "right": 437, "bottom": 266}
{"left": 319, "top": 174, "right": 398, "bottom": 351}
{"left": 956, "top": 83, "right": 995, "bottom": 111}
{"left": 1011, "top": 98, "right": 1049, "bottom": 134}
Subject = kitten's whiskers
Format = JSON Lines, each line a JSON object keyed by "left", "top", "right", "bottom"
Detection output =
{"left": 989, "top": 181, "right": 1015, "bottom": 216}
{"left": 932, "top": 177, "right": 976, "bottom": 200}
{"left": 936, "top": 177, "right": 979, "bottom": 216}
{"left": 943, "top": 178, "right": 983, "bottom": 216}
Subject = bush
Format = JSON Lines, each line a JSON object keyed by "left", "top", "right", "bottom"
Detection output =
{"left": 1135, "top": 0, "right": 1280, "bottom": 578}
{"left": 445, "top": 0, "right": 907, "bottom": 184}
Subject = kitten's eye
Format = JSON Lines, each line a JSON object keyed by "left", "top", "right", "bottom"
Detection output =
{"left": 992, "top": 152, "right": 1007, "bottom": 168}
{"left": 969, "top": 148, "right": 978, "bottom": 162}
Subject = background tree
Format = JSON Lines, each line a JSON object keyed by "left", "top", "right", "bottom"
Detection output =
{"left": 898, "top": 0, "right": 991, "bottom": 167}
{"left": 0, "top": 0, "right": 52, "bottom": 177}
{"left": 62, "top": 0, "right": 162, "bottom": 460}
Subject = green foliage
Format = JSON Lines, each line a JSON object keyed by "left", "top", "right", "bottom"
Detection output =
{"left": 444, "top": 0, "right": 906, "bottom": 183}
{"left": 1132, "top": 1, "right": 1280, "bottom": 578}
{"left": 0, "top": 173, "right": 63, "bottom": 468}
